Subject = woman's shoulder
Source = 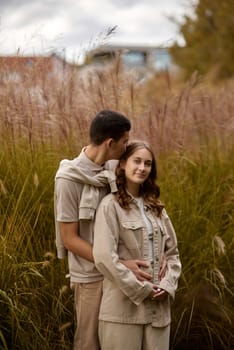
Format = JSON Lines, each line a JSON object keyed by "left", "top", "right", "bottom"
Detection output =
{"left": 98, "top": 193, "right": 121, "bottom": 217}
{"left": 160, "top": 208, "right": 173, "bottom": 222}
{"left": 100, "top": 193, "right": 116, "bottom": 206}
{"left": 161, "top": 208, "right": 168, "bottom": 217}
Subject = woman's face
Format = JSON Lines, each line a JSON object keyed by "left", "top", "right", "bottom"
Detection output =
{"left": 122, "top": 147, "right": 152, "bottom": 188}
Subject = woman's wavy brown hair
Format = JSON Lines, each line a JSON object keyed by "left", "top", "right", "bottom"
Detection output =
{"left": 115, "top": 140, "right": 164, "bottom": 216}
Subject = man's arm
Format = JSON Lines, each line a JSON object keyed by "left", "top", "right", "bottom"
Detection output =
{"left": 59, "top": 222, "right": 94, "bottom": 262}
{"left": 121, "top": 254, "right": 167, "bottom": 282}
{"left": 120, "top": 260, "right": 152, "bottom": 281}
{"left": 59, "top": 222, "right": 151, "bottom": 274}
{"left": 60, "top": 222, "right": 167, "bottom": 280}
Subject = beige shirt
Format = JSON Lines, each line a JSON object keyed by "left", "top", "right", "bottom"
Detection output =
{"left": 55, "top": 150, "right": 117, "bottom": 283}
{"left": 93, "top": 193, "right": 182, "bottom": 327}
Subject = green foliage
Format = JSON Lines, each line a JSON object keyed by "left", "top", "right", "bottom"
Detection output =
{"left": 0, "top": 143, "right": 74, "bottom": 349}
{"left": 170, "top": 0, "right": 234, "bottom": 79}
{"left": 0, "top": 140, "right": 233, "bottom": 349}
{"left": 0, "top": 58, "right": 233, "bottom": 348}
{"left": 159, "top": 150, "right": 234, "bottom": 349}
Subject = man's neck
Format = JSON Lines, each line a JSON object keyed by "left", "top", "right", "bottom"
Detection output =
{"left": 84, "top": 144, "right": 108, "bottom": 166}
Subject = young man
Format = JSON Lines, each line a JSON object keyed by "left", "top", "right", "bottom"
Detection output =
{"left": 54, "top": 110, "right": 153, "bottom": 350}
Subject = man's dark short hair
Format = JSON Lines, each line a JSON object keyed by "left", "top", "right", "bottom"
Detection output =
{"left": 89, "top": 110, "right": 131, "bottom": 145}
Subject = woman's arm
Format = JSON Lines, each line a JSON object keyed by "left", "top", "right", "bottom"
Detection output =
{"left": 157, "top": 210, "right": 182, "bottom": 299}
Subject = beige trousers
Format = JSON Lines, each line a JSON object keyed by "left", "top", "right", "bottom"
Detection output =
{"left": 99, "top": 320, "right": 170, "bottom": 350}
{"left": 72, "top": 280, "right": 103, "bottom": 350}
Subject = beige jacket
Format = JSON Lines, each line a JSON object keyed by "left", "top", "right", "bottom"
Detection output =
{"left": 93, "top": 193, "right": 181, "bottom": 327}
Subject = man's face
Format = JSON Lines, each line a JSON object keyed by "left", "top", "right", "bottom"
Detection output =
{"left": 109, "top": 131, "right": 129, "bottom": 160}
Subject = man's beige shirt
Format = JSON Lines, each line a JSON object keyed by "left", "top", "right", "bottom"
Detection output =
{"left": 55, "top": 150, "right": 116, "bottom": 283}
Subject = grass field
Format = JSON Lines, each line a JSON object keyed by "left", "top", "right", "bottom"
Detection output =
{"left": 0, "top": 62, "right": 233, "bottom": 349}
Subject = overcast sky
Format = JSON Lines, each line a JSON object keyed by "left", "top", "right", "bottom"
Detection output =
{"left": 0, "top": 0, "right": 192, "bottom": 63}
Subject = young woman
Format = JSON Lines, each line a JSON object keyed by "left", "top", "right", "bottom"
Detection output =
{"left": 93, "top": 140, "right": 181, "bottom": 350}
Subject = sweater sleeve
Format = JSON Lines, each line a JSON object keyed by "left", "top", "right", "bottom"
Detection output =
{"left": 93, "top": 196, "right": 153, "bottom": 306}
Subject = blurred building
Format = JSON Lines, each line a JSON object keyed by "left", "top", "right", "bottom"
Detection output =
{"left": 83, "top": 44, "right": 178, "bottom": 79}
{"left": 0, "top": 53, "right": 75, "bottom": 84}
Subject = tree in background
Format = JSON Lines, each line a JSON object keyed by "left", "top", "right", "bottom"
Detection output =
{"left": 170, "top": 0, "right": 234, "bottom": 79}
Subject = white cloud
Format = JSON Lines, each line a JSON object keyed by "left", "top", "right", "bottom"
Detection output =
{"left": 0, "top": 0, "right": 188, "bottom": 60}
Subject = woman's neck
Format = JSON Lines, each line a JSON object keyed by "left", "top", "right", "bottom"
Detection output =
{"left": 126, "top": 184, "right": 140, "bottom": 198}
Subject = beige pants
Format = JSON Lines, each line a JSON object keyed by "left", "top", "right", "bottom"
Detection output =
{"left": 72, "top": 280, "right": 103, "bottom": 350}
{"left": 99, "top": 320, "right": 170, "bottom": 350}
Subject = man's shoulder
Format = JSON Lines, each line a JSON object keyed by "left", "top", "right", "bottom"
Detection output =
{"left": 72, "top": 151, "right": 87, "bottom": 167}
{"left": 105, "top": 160, "right": 119, "bottom": 171}
{"left": 55, "top": 177, "right": 83, "bottom": 200}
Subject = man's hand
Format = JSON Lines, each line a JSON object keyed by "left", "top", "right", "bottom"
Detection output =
{"left": 120, "top": 259, "right": 152, "bottom": 281}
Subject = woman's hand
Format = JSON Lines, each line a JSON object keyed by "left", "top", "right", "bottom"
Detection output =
{"left": 150, "top": 285, "right": 167, "bottom": 299}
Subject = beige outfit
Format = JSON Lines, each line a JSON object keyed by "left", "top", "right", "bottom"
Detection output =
{"left": 54, "top": 150, "right": 117, "bottom": 282}
{"left": 93, "top": 193, "right": 181, "bottom": 350}
{"left": 54, "top": 150, "right": 117, "bottom": 349}
{"left": 99, "top": 321, "right": 170, "bottom": 350}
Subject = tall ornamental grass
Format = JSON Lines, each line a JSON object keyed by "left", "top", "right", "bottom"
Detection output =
{"left": 0, "top": 59, "right": 233, "bottom": 349}
{"left": 159, "top": 150, "right": 233, "bottom": 349}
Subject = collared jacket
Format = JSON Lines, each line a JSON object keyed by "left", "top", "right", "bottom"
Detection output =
{"left": 93, "top": 193, "right": 181, "bottom": 327}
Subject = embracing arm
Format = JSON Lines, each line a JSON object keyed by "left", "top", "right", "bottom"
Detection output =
{"left": 56, "top": 178, "right": 94, "bottom": 262}
{"left": 120, "top": 259, "right": 153, "bottom": 281}
{"left": 120, "top": 256, "right": 166, "bottom": 282}
{"left": 59, "top": 219, "right": 167, "bottom": 279}
{"left": 59, "top": 222, "right": 94, "bottom": 262}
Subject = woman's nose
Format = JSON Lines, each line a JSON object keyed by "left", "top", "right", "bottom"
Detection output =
{"left": 138, "top": 163, "right": 145, "bottom": 171}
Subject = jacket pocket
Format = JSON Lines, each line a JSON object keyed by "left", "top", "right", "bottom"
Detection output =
{"left": 120, "top": 220, "right": 143, "bottom": 249}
